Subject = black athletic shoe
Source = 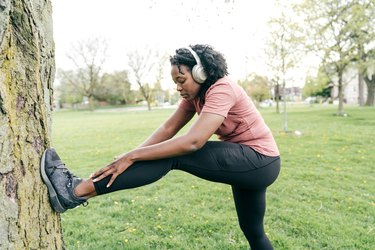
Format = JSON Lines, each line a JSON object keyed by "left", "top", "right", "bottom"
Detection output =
{"left": 40, "top": 148, "right": 87, "bottom": 213}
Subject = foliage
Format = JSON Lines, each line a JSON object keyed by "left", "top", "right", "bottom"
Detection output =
{"left": 52, "top": 106, "right": 375, "bottom": 249}
{"left": 238, "top": 73, "right": 270, "bottom": 103}
{"left": 57, "top": 69, "right": 84, "bottom": 107}
{"left": 295, "top": 0, "right": 375, "bottom": 112}
{"left": 348, "top": 0, "right": 375, "bottom": 105}
{"left": 96, "top": 71, "right": 134, "bottom": 105}
{"left": 303, "top": 66, "right": 332, "bottom": 99}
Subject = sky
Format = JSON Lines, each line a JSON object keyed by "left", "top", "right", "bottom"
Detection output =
{"left": 52, "top": 0, "right": 310, "bottom": 89}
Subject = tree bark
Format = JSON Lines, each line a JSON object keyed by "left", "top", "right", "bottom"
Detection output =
{"left": 0, "top": 0, "right": 64, "bottom": 249}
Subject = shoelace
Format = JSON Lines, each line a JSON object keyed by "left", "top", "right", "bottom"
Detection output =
{"left": 49, "top": 163, "right": 66, "bottom": 177}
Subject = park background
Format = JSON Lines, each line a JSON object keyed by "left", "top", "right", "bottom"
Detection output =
{"left": 8, "top": 0, "right": 374, "bottom": 249}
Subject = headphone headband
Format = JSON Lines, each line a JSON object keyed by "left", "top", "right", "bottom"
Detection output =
{"left": 185, "top": 46, "right": 207, "bottom": 84}
{"left": 186, "top": 47, "right": 202, "bottom": 66}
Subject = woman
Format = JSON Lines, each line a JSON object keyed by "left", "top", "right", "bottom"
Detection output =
{"left": 41, "top": 44, "right": 280, "bottom": 250}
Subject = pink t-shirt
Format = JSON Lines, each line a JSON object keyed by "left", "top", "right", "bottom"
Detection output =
{"left": 179, "top": 77, "right": 280, "bottom": 156}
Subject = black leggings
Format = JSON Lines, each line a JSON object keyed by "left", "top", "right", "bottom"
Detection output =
{"left": 94, "top": 141, "right": 280, "bottom": 250}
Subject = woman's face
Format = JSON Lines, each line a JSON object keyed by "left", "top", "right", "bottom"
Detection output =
{"left": 171, "top": 64, "right": 201, "bottom": 101}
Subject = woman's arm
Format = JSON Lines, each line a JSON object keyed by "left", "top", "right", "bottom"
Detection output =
{"left": 138, "top": 107, "right": 195, "bottom": 148}
{"left": 91, "top": 112, "right": 225, "bottom": 187}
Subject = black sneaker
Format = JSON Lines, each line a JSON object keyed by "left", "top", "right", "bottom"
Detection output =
{"left": 40, "top": 148, "right": 87, "bottom": 213}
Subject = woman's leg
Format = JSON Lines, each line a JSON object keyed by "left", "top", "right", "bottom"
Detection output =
{"left": 172, "top": 141, "right": 280, "bottom": 189}
{"left": 70, "top": 141, "right": 280, "bottom": 249}
{"left": 89, "top": 141, "right": 280, "bottom": 196}
{"left": 232, "top": 187, "right": 273, "bottom": 250}
{"left": 87, "top": 159, "right": 173, "bottom": 196}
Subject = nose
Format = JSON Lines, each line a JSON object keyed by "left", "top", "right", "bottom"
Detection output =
{"left": 176, "top": 83, "right": 183, "bottom": 91}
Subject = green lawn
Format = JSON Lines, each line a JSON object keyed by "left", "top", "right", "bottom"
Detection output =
{"left": 52, "top": 105, "right": 375, "bottom": 250}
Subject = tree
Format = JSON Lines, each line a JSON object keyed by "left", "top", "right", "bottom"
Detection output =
{"left": 303, "top": 66, "right": 332, "bottom": 100}
{"left": 265, "top": 2, "right": 304, "bottom": 131}
{"left": 349, "top": 0, "right": 375, "bottom": 106}
{"left": 238, "top": 73, "right": 271, "bottom": 104}
{"left": 64, "top": 37, "right": 108, "bottom": 110}
{"left": 296, "top": 0, "right": 372, "bottom": 114}
{"left": 127, "top": 47, "right": 168, "bottom": 111}
{"left": 0, "top": 0, "right": 63, "bottom": 249}
{"left": 57, "top": 69, "right": 84, "bottom": 108}
{"left": 98, "top": 71, "right": 134, "bottom": 105}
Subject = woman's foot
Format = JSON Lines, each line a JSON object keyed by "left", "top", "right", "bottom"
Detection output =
{"left": 40, "top": 148, "right": 87, "bottom": 213}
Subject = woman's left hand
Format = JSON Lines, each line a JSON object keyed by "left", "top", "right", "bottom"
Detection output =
{"left": 90, "top": 155, "right": 134, "bottom": 188}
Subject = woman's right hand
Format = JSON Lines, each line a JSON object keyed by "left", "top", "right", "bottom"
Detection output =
{"left": 90, "top": 154, "right": 134, "bottom": 188}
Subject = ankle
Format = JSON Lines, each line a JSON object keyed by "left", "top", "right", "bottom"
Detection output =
{"left": 74, "top": 179, "right": 96, "bottom": 199}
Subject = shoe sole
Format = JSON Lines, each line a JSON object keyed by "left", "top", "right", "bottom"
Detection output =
{"left": 40, "top": 149, "right": 67, "bottom": 213}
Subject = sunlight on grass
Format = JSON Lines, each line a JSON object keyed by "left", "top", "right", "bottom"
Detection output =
{"left": 52, "top": 105, "right": 375, "bottom": 249}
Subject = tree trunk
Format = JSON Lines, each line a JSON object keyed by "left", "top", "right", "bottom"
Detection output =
{"left": 337, "top": 71, "right": 345, "bottom": 115}
{"left": 282, "top": 79, "right": 288, "bottom": 132}
{"left": 146, "top": 99, "right": 151, "bottom": 111}
{"left": 88, "top": 95, "right": 95, "bottom": 111}
{"left": 358, "top": 73, "right": 365, "bottom": 106}
{"left": 0, "top": 0, "right": 64, "bottom": 249}
{"left": 364, "top": 74, "right": 375, "bottom": 106}
{"left": 275, "top": 84, "right": 280, "bottom": 113}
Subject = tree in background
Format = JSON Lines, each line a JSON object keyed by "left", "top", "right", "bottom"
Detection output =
{"left": 153, "top": 53, "right": 169, "bottom": 106}
{"left": 127, "top": 47, "right": 168, "bottom": 111}
{"left": 348, "top": 0, "right": 375, "bottom": 106}
{"left": 296, "top": 0, "right": 374, "bottom": 114}
{"left": 238, "top": 73, "right": 270, "bottom": 105}
{"left": 363, "top": 50, "right": 375, "bottom": 105}
{"left": 97, "top": 71, "right": 134, "bottom": 105}
{"left": 303, "top": 67, "right": 332, "bottom": 102}
{"left": 265, "top": 1, "right": 304, "bottom": 131}
{"left": 63, "top": 37, "right": 108, "bottom": 110}
{"left": 57, "top": 69, "right": 84, "bottom": 109}
{"left": 0, "top": 0, "right": 64, "bottom": 248}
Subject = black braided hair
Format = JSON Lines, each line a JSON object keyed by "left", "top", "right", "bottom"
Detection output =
{"left": 169, "top": 44, "right": 229, "bottom": 102}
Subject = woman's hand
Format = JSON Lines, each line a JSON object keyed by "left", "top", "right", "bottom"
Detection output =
{"left": 90, "top": 154, "right": 134, "bottom": 188}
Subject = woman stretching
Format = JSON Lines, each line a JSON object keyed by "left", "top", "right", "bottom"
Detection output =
{"left": 41, "top": 44, "right": 280, "bottom": 250}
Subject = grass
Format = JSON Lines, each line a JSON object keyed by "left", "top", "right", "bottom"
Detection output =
{"left": 52, "top": 105, "right": 375, "bottom": 250}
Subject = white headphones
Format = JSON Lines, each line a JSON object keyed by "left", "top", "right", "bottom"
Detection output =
{"left": 186, "top": 47, "right": 207, "bottom": 84}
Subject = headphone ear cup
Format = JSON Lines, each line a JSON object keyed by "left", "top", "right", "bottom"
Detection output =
{"left": 192, "top": 64, "right": 207, "bottom": 84}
